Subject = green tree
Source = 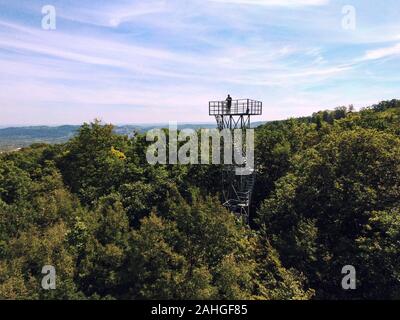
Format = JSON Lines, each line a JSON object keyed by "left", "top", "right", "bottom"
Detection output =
{"left": 257, "top": 128, "right": 400, "bottom": 299}
{"left": 58, "top": 121, "right": 129, "bottom": 205}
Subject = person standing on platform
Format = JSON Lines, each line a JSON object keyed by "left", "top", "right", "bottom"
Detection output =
{"left": 226, "top": 94, "right": 232, "bottom": 114}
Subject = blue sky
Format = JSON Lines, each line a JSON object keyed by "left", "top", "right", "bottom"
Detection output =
{"left": 0, "top": 0, "right": 399, "bottom": 125}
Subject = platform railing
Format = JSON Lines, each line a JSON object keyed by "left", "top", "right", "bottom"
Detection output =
{"left": 209, "top": 99, "right": 262, "bottom": 115}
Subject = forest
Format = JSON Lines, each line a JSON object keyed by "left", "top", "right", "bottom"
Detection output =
{"left": 0, "top": 99, "right": 399, "bottom": 300}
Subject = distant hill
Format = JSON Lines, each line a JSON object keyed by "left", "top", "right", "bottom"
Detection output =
{"left": 0, "top": 125, "right": 79, "bottom": 151}
{"left": 0, "top": 121, "right": 268, "bottom": 151}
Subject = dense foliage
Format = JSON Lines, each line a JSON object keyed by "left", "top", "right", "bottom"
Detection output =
{"left": 0, "top": 99, "right": 399, "bottom": 300}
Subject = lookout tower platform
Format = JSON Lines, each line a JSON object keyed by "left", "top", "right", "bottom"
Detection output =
{"left": 209, "top": 99, "right": 262, "bottom": 116}
{"left": 209, "top": 98, "right": 262, "bottom": 131}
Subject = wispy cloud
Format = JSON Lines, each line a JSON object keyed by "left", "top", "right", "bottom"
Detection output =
{"left": 58, "top": 0, "right": 169, "bottom": 28}
{"left": 0, "top": 0, "right": 399, "bottom": 125}
{"left": 0, "top": 18, "right": 351, "bottom": 86}
{"left": 208, "top": 0, "right": 329, "bottom": 7}
{"left": 362, "top": 43, "right": 400, "bottom": 61}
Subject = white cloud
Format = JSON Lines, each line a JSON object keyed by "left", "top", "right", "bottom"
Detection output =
{"left": 363, "top": 43, "right": 400, "bottom": 61}
{"left": 108, "top": 1, "right": 168, "bottom": 27}
{"left": 0, "top": 19, "right": 350, "bottom": 88}
{"left": 58, "top": 1, "right": 168, "bottom": 28}
{"left": 208, "top": 0, "right": 329, "bottom": 7}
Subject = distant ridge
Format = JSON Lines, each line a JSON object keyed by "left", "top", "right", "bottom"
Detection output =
{"left": 0, "top": 122, "right": 267, "bottom": 151}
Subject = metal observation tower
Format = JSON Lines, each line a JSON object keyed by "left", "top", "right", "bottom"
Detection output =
{"left": 209, "top": 98, "right": 262, "bottom": 223}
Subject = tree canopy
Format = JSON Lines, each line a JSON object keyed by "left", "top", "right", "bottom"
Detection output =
{"left": 0, "top": 100, "right": 399, "bottom": 299}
